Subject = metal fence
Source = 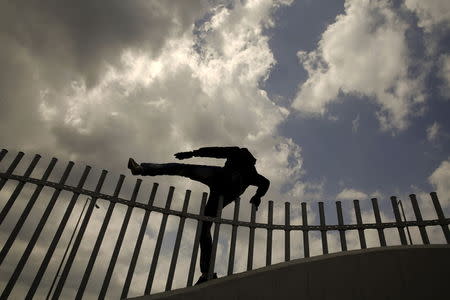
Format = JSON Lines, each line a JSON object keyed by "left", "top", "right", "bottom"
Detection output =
{"left": 0, "top": 149, "right": 449, "bottom": 299}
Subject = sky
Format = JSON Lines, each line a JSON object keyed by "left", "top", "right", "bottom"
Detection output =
{"left": 0, "top": 0, "right": 449, "bottom": 299}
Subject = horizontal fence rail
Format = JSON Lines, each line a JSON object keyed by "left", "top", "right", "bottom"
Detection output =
{"left": 0, "top": 149, "right": 449, "bottom": 299}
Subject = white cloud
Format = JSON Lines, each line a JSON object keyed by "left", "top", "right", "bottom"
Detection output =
{"left": 336, "top": 188, "right": 368, "bottom": 200}
{"left": 404, "top": 0, "right": 450, "bottom": 32}
{"left": 426, "top": 122, "right": 440, "bottom": 142}
{"left": 292, "top": 0, "right": 426, "bottom": 132}
{"left": 429, "top": 158, "right": 450, "bottom": 210}
{"left": 403, "top": 1, "right": 450, "bottom": 97}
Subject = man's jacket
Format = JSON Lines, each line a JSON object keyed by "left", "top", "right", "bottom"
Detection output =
{"left": 191, "top": 147, "right": 270, "bottom": 199}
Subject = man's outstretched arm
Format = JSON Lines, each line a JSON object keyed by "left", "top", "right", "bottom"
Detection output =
{"left": 249, "top": 173, "right": 270, "bottom": 210}
{"left": 175, "top": 146, "right": 240, "bottom": 160}
{"left": 251, "top": 173, "right": 270, "bottom": 197}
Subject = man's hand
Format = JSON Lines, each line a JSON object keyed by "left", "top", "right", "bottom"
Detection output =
{"left": 174, "top": 151, "right": 193, "bottom": 160}
{"left": 250, "top": 195, "right": 261, "bottom": 211}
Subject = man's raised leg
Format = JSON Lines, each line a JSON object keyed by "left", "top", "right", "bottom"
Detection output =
{"left": 128, "top": 158, "right": 143, "bottom": 175}
{"left": 129, "top": 159, "right": 222, "bottom": 187}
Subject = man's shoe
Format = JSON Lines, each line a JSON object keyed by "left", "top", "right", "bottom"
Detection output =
{"left": 195, "top": 273, "right": 218, "bottom": 285}
{"left": 194, "top": 274, "right": 207, "bottom": 286}
{"left": 128, "top": 158, "right": 142, "bottom": 175}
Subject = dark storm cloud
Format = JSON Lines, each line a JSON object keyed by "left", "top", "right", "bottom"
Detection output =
{"left": 0, "top": 0, "right": 208, "bottom": 158}
{"left": 0, "top": 0, "right": 208, "bottom": 87}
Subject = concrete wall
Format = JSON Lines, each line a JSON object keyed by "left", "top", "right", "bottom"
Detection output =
{"left": 129, "top": 245, "right": 450, "bottom": 300}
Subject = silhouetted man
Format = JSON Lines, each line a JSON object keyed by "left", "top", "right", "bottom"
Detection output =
{"left": 128, "top": 146, "right": 270, "bottom": 285}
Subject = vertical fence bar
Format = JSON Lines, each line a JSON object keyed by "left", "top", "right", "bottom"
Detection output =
{"left": 353, "top": 199, "right": 367, "bottom": 249}
{"left": 0, "top": 151, "right": 24, "bottom": 191}
{"left": 145, "top": 186, "right": 175, "bottom": 294}
{"left": 0, "top": 154, "right": 40, "bottom": 226}
{"left": 0, "top": 157, "right": 56, "bottom": 227}
{"left": 430, "top": 192, "right": 450, "bottom": 243}
{"left": 0, "top": 149, "right": 7, "bottom": 162}
{"left": 335, "top": 201, "right": 347, "bottom": 251}
{"left": 266, "top": 201, "right": 273, "bottom": 266}
{"left": 227, "top": 198, "right": 240, "bottom": 275}
{"left": 0, "top": 155, "right": 41, "bottom": 259}
{"left": 47, "top": 196, "right": 88, "bottom": 300}
{"left": 208, "top": 196, "right": 224, "bottom": 279}
{"left": 99, "top": 179, "right": 142, "bottom": 299}
{"left": 371, "top": 198, "right": 386, "bottom": 247}
{"left": 120, "top": 183, "right": 159, "bottom": 300}
{"left": 52, "top": 170, "right": 108, "bottom": 300}
{"left": 318, "top": 202, "right": 328, "bottom": 254}
{"left": 0, "top": 158, "right": 57, "bottom": 226}
{"left": 409, "top": 194, "right": 429, "bottom": 245}
{"left": 27, "top": 166, "right": 93, "bottom": 299}
{"left": 284, "top": 202, "right": 290, "bottom": 261}
{"left": 246, "top": 202, "right": 256, "bottom": 271}
{"left": 1, "top": 161, "right": 73, "bottom": 299}
{"left": 301, "top": 202, "right": 309, "bottom": 258}
{"left": 398, "top": 200, "right": 413, "bottom": 245}
{"left": 76, "top": 174, "right": 126, "bottom": 299}
{"left": 165, "top": 190, "right": 191, "bottom": 292}
{"left": 187, "top": 193, "right": 208, "bottom": 287}
{"left": 390, "top": 196, "right": 408, "bottom": 245}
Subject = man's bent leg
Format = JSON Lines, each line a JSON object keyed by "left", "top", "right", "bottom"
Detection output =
{"left": 199, "top": 222, "right": 213, "bottom": 274}
{"left": 198, "top": 192, "right": 235, "bottom": 275}
{"left": 199, "top": 193, "right": 217, "bottom": 274}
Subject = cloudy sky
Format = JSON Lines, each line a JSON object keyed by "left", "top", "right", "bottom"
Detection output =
{"left": 1, "top": 0, "right": 449, "bottom": 298}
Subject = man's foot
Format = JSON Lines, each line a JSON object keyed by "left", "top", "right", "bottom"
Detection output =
{"left": 195, "top": 273, "right": 218, "bottom": 286}
{"left": 128, "top": 158, "right": 143, "bottom": 175}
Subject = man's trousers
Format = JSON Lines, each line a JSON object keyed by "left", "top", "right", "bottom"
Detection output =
{"left": 140, "top": 163, "right": 235, "bottom": 273}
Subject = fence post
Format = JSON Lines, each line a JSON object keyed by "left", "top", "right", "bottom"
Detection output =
{"left": 100, "top": 178, "right": 142, "bottom": 298}
{"left": 409, "top": 194, "right": 429, "bottom": 244}
{"left": 353, "top": 199, "right": 367, "bottom": 249}
{"left": 301, "top": 202, "right": 309, "bottom": 258}
{"left": 165, "top": 189, "right": 191, "bottom": 291}
{"left": 53, "top": 169, "right": 107, "bottom": 300}
{"left": 285, "top": 202, "right": 290, "bottom": 261}
{"left": 318, "top": 202, "right": 328, "bottom": 254}
{"left": 0, "top": 155, "right": 45, "bottom": 261}
{"left": 227, "top": 198, "right": 240, "bottom": 275}
{"left": 187, "top": 193, "right": 208, "bottom": 286}
{"left": 390, "top": 196, "right": 408, "bottom": 245}
{"left": 0, "top": 154, "right": 40, "bottom": 226}
{"left": 145, "top": 186, "right": 175, "bottom": 294}
{"left": 247, "top": 202, "right": 257, "bottom": 271}
{"left": 0, "top": 156, "right": 54, "bottom": 227}
{"left": 2, "top": 161, "right": 74, "bottom": 300}
{"left": 0, "top": 151, "right": 24, "bottom": 191}
{"left": 0, "top": 149, "right": 7, "bottom": 162}
{"left": 371, "top": 198, "right": 386, "bottom": 247}
{"left": 120, "top": 183, "right": 159, "bottom": 299}
{"left": 27, "top": 165, "right": 91, "bottom": 299}
{"left": 266, "top": 201, "right": 273, "bottom": 266}
{"left": 208, "top": 196, "right": 224, "bottom": 279}
{"left": 430, "top": 192, "right": 450, "bottom": 243}
{"left": 336, "top": 201, "right": 347, "bottom": 251}
{"left": 79, "top": 175, "right": 126, "bottom": 299}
